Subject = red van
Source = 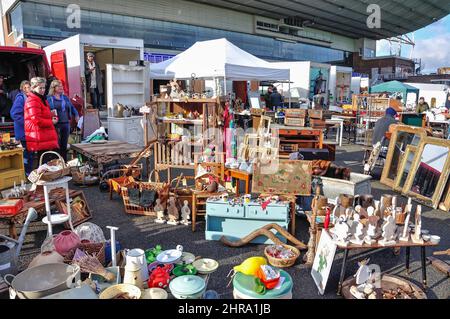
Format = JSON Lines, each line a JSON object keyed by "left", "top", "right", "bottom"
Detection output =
{"left": 0, "top": 47, "right": 51, "bottom": 125}
{"left": 0, "top": 46, "right": 82, "bottom": 134}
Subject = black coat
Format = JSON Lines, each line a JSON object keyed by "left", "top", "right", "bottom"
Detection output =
{"left": 270, "top": 92, "right": 284, "bottom": 107}
{"left": 84, "top": 61, "right": 103, "bottom": 93}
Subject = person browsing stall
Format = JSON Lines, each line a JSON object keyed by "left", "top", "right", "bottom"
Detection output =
{"left": 10, "top": 80, "right": 33, "bottom": 175}
{"left": 24, "top": 77, "right": 59, "bottom": 159}
{"left": 372, "top": 107, "right": 398, "bottom": 146}
{"left": 0, "top": 75, "right": 12, "bottom": 118}
{"left": 416, "top": 97, "right": 430, "bottom": 114}
{"left": 85, "top": 52, "right": 103, "bottom": 110}
{"left": 269, "top": 86, "right": 284, "bottom": 111}
{"left": 47, "top": 80, "right": 79, "bottom": 161}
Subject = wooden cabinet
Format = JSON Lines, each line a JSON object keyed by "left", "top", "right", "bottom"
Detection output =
{"left": 205, "top": 200, "right": 290, "bottom": 244}
{"left": 272, "top": 125, "right": 324, "bottom": 158}
{"left": 0, "top": 148, "right": 25, "bottom": 190}
{"left": 154, "top": 98, "right": 223, "bottom": 175}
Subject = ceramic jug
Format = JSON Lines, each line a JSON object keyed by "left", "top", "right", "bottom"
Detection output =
{"left": 125, "top": 248, "right": 149, "bottom": 281}
{"left": 123, "top": 263, "right": 144, "bottom": 289}
{"left": 53, "top": 231, "right": 81, "bottom": 256}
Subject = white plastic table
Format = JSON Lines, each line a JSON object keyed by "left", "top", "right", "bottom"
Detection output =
{"left": 36, "top": 176, "right": 74, "bottom": 236}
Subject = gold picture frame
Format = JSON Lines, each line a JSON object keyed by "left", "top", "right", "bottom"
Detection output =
{"left": 393, "top": 145, "right": 418, "bottom": 193}
{"left": 440, "top": 181, "right": 450, "bottom": 212}
{"left": 380, "top": 125, "right": 428, "bottom": 188}
{"left": 402, "top": 137, "right": 450, "bottom": 209}
{"left": 258, "top": 116, "right": 272, "bottom": 136}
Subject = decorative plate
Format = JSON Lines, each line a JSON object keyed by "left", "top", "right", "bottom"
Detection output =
{"left": 192, "top": 258, "right": 219, "bottom": 274}
{"left": 175, "top": 252, "right": 196, "bottom": 265}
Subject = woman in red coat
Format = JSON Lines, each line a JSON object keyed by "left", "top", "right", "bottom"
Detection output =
{"left": 24, "top": 77, "right": 59, "bottom": 153}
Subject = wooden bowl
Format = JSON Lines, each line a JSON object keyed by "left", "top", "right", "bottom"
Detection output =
{"left": 99, "top": 284, "right": 141, "bottom": 299}
{"left": 341, "top": 275, "right": 427, "bottom": 299}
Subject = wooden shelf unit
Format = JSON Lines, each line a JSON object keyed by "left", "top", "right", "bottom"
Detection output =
{"left": 0, "top": 148, "right": 25, "bottom": 190}
{"left": 154, "top": 98, "right": 224, "bottom": 181}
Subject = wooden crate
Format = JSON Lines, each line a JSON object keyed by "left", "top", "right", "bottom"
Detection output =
{"left": 308, "top": 109, "right": 323, "bottom": 120}
{"left": 285, "top": 117, "right": 306, "bottom": 127}
{"left": 284, "top": 109, "right": 306, "bottom": 118}
{"left": 310, "top": 119, "right": 326, "bottom": 128}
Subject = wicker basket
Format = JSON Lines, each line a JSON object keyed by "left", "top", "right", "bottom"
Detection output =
{"left": 121, "top": 171, "right": 171, "bottom": 216}
{"left": 28, "top": 151, "right": 71, "bottom": 183}
{"left": 64, "top": 241, "right": 106, "bottom": 266}
{"left": 264, "top": 244, "right": 300, "bottom": 268}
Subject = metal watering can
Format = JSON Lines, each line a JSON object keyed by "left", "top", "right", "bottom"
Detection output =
{"left": 0, "top": 208, "right": 38, "bottom": 277}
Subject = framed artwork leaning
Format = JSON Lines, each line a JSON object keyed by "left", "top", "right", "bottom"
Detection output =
{"left": 55, "top": 191, "right": 92, "bottom": 229}
{"left": 252, "top": 160, "right": 312, "bottom": 195}
{"left": 403, "top": 137, "right": 450, "bottom": 209}
{"left": 381, "top": 125, "right": 428, "bottom": 188}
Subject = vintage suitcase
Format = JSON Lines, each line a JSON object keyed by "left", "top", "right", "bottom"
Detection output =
{"left": 298, "top": 148, "right": 330, "bottom": 160}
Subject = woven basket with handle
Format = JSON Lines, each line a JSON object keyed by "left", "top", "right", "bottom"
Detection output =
{"left": 28, "top": 151, "right": 71, "bottom": 183}
{"left": 264, "top": 244, "right": 300, "bottom": 268}
{"left": 64, "top": 241, "right": 106, "bottom": 266}
{"left": 121, "top": 170, "right": 172, "bottom": 216}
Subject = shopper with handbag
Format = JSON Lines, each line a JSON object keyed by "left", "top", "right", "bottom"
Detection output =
{"left": 47, "top": 80, "right": 80, "bottom": 161}
{"left": 24, "top": 77, "right": 59, "bottom": 161}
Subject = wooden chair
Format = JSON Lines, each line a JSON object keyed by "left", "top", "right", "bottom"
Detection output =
{"left": 191, "top": 152, "right": 227, "bottom": 232}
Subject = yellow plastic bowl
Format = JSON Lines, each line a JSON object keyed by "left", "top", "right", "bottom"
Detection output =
{"left": 99, "top": 284, "right": 142, "bottom": 299}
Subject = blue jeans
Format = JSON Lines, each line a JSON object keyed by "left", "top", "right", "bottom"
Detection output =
{"left": 56, "top": 123, "right": 70, "bottom": 161}
{"left": 21, "top": 140, "right": 34, "bottom": 176}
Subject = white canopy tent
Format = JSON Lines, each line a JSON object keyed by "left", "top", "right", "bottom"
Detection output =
{"left": 150, "top": 38, "right": 290, "bottom": 82}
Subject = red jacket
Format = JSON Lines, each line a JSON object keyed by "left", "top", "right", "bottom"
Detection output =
{"left": 24, "top": 92, "right": 59, "bottom": 152}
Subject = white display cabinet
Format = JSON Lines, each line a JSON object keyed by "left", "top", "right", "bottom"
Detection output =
{"left": 106, "top": 64, "right": 150, "bottom": 146}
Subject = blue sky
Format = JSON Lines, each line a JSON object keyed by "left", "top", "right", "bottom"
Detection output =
{"left": 377, "top": 14, "right": 450, "bottom": 74}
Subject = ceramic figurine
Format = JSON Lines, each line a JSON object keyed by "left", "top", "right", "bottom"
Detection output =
{"left": 333, "top": 215, "right": 350, "bottom": 247}
{"left": 350, "top": 214, "right": 366, "bottom": 245}
{"left": 180, "top": 200, "right": 191, "bottom": 225}
{"left": 167, "top": 197, "right": 180, "bottom": 225}
{"left": 399, "top": 199, "right": 412, "bottom": 242}
{"left": 364, "top": 206, "right": 380, "bottom": 245}
{"left": 378, "top": 214, "right": 397, "bottom": 246}
{"left": 411, "top": 205, "right": 424, "bottom": 244}
{"left": 154, "top": 199, "right": 166, "bottom": 224}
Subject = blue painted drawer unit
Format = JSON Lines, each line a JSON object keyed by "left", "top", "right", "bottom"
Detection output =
{"left": 205, "top": 199, "right": 290, "bottom": 245}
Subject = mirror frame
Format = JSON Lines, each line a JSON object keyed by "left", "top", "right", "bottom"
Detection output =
{"left": 381, "top": 125, "right": 428, "bottom": 188}
{"left": 393, "top": 145, "right": 418, "bottom": 193}
{"left": 440, "top": 182, "right": 450, "bottom": 212}
{"left": 403, "top": 137, "right": 450, "bottom": 209}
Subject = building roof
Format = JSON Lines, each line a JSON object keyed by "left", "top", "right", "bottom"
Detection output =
{"left": 188, "top": 0, "right": 450, "bottom": 40}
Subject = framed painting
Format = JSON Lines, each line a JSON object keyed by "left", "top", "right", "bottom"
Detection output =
{"left": 252, "top": 160, "right": 312, "bottom": 195}
{"left": 380, "top": 125, "right": 428, "bottom": 188}
{"left": 55, "top": 191, "right": 92, "bottom": 229}
{"left": 403, "top": 137, "right": 450, "bottom": 209}
{"left": 311, "top": 231, "right": 337, "bottom": 295}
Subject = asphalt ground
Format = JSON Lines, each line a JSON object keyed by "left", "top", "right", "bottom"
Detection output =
{"left": 1, "top": 143, "right": 449, "bottom": 299}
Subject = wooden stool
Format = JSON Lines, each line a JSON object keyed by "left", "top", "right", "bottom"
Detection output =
{"left": 191, "top": 192, "right": 211, "bottom": 232}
